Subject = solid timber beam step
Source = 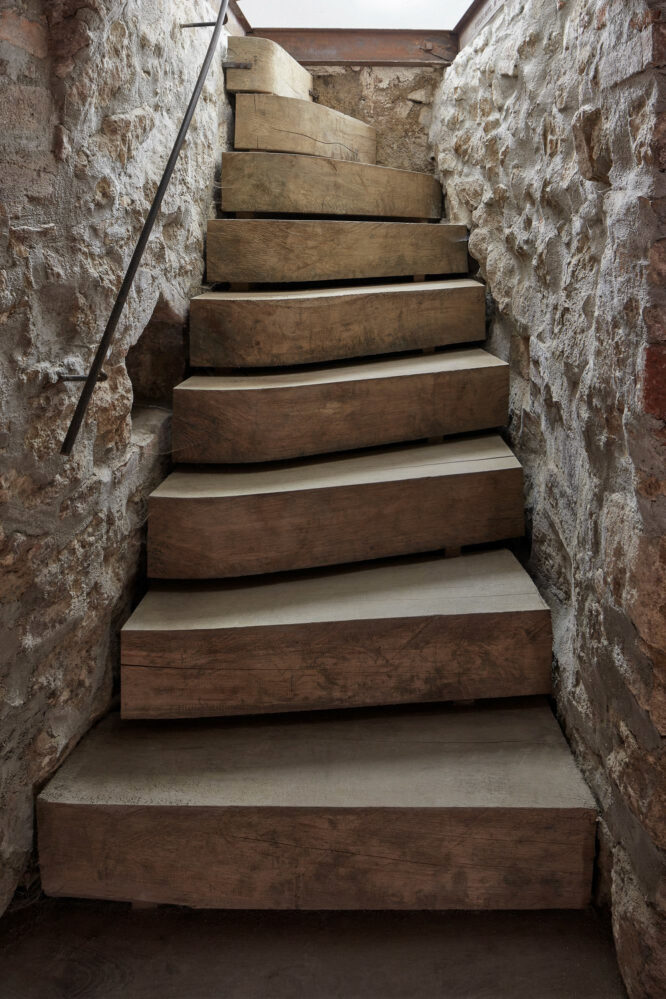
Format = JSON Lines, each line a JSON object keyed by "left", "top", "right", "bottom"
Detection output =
{"left": 234, "top": 94, "right": 376, "bottom": 164}
{"left": 225, "top": 35, "right": 313, "bottom": 101}
{"left": 37, "top": 700, "right": 596, "bottom": 909}
{"left": 190, "top": 279, "right": 485, "bottom": 367}
{"left": 121, "top": 549, "right": 552, "bottom": 719}
{"left": 172, "top": 350, "right": 509, "bottom": 463}
{"left": 206, "top": 220, "right": 468, "bottom": 284}
{"left": 147, "top": 435, "right": 524, "bottom": 578}
{"left": 220, "top": 152, "right": 442, "bottom": 218}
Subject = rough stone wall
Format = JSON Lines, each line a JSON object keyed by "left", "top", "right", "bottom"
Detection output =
{"left": 430, "top": 1, "right": 665, "bottom": 995}
{"left": 308, "top": 65, "right": 445, "bottom": 173}
{"left": 0, "top": 0, "right": 233, "bottom": 915}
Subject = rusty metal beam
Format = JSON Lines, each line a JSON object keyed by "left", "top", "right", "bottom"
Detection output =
{"left": 249, "top": 28, "right": 458, "bottom": 66}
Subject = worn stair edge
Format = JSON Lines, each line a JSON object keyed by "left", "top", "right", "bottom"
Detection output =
{"left": 226, "top": 35, "right": 314, "bottom": 101}
{"left": 121, "top": 549, "right": 552, "bottom": 719}
{"left": 171, "top": 349, "right": 509, "bottom": 463}
{"left": 147, "top": 435, "right": 525, "bottom": 579}
{"left": 206, "top": 220, "right": 468, "bottom": 284}
{"left": 189, "top": 279, "right": 485, "bottom": 367}
{"left": 220, "top": 152, "right": 442, "bottom": 219}
{"left": 234, "top": 93, "right": 377, "bottom": 164}
{"left": 37, "top": 700, "right": 596, "bottom": 910}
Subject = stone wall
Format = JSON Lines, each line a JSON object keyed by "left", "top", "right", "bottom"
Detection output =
{"left": 0, "top": 0, "right": 234, "bottom": 914}
{"left": 308, "top": 65, "right": 445, "bottom": 173}
{"left": 430, "top": 1, "right": 665, "bottom": 994}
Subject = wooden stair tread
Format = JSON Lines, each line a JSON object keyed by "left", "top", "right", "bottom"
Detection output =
{"left": 37, "top": 701, "right": 595, "bottom": 909}
{"left": 220, "top": 152, "right": 442, "bottom": 219}
{"left": 39, "top": 701, "right": 593, "bottom": 810}
{"left": 206, "top": 219, "right": 468, "bottom": 283}
{"left": 225, "top": 36, "right": 313, "bottom": 101}
{"left": 172, "top": 350, "right": 509, "bottom": 462}
{"left": 176, "top": 349, "right": 506, "bottom": 392}
{"left": 124, "top": 549, "right": 547, "bottom": 632}
{"left": 235, "top": 93, "right": 376, "bottom": 163}
{"left": 154, "top": 435, "right": 520, "bottom": 499}
{"left": 121, "top": 551, "right": 552, "bottom": 718}
{"left": 190, "top": 279, "right": 485, "bottom": 366}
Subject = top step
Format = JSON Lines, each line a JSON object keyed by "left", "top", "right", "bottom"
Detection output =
{"left": 226, "top": 35, "right": 313, "bottom": 101}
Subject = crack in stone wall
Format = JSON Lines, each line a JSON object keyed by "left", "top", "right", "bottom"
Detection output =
{"left": 0, "top": 0, "right": 234, "bottom": 914}
{"left": 429, "top": 1, "right": 666, "bottom": 994}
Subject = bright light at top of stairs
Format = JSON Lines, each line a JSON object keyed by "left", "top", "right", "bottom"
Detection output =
{"left": 237, "top": 0, "right": 471, "bottom": 30}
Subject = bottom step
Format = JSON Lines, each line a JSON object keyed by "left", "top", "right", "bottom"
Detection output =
{"left": 38, "top": 700, "right": 596, "bottom": 910}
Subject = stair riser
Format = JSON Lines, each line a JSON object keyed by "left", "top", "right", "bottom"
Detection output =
{"left": 221, "top": 152, "right": 442, "bottom": 219}
{"left": 147, "top": 469, "right": 525, "bottom": 579}
{"left": 121, "top": 610, "right": 552, "bottom": 719}
{"left": 189, "top": 283, "right": 485, "bottom": 367}
{"left": 38, "top": 802, "right": 595, "bottom": 910}
{"left": 207, "top": 220, "right": 468, "bottom": 284}
{"left": 234, "top": 93, "right": 377, "bottom": 164}
{"left": 172, "top": 367, "right": 510, "bottom": 463}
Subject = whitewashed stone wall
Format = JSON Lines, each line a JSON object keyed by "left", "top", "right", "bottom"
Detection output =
{"left": 430, "top": 2, "right": 666, "bottom": 994}
{"left": 0, "top": 0, "right": 234, "bottom": 913}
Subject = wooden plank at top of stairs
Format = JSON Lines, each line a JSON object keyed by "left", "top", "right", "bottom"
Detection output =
{"left": 225, "top": 35, "right": 313, "bottom": 101}
{"left": 146, "top": 435, "right": 525, "bottom": 579}
{"left": 206, "top": 220, "right": 467, "bottom": 283}
{"left": 220, "top": 152, "right": 442, "bottom": 218}
{"left": 190, "top": 280, "right": 485, "bottom": 367}
{"left": 37, "top": 700, "right": 596, "bottom": 909}
{"left": 171, "top": 349, "right": 510, "bottom": 463}
{"left": 121, "top": 549, "right": 552, "bottom": 719}
{"left": 234, "top": 93, "right": 377, "bottom": 164}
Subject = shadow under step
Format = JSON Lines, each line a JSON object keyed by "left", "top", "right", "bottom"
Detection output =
{"left": 190, "top": 279, "right": 485, "bottom": 367}
{"left": 147, "top": 435, "right": 525, "bottom": 578}
{"left": 121, "top": 549, "right": 552, "bottom": 719}
{"left": 173, "top": 349, "right": 509, "bottom": 463}
{"left": 37, "top": 699, "right": 596, "bottom": 910}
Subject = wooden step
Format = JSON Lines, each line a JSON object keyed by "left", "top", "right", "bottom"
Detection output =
{"left": 225, "top": 36, "right": 313, "bottom": 101}
{"left": 206, "top": 220, "right": 468, "bottom": 284}
{"left": 147, "top": 436, "right": 524, "bottom": 579}
{"left": 234, "top": 94, "right": 376, "bottom": 164}
{"left": 121, "top": 550, "right": 552, "bottom": 719}
{"left": 190, "top": 279, "right": 485, "bottom": 367}
{"left": 37, "top": 700, "right": 596, "bottom": 909}
{"left": 172, "top": 350, "right": 509, "bottom": 463}
{"left": 220, "top": 153, "right": 442, "bottom": 219}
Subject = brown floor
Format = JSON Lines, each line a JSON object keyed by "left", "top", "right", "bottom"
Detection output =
{"left": 0, "top": 900, "right": 625, "bottom": 999}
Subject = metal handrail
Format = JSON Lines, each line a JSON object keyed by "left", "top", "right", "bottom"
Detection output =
{"left": 60, "top": 1, "right": 230, "bottom": 455}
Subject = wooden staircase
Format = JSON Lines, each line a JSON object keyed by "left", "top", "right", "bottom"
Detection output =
{"left": 38, "top": 35, "right": 596, "bottom": 912}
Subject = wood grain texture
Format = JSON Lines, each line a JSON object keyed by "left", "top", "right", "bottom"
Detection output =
{"left": 37, "top": 702, "right": 596, "bottom": 909}
{"left": 189, "top": 280, "right": 485, "bottom": 367}
{"left": 225, "top": 36, "right": 314, "bottom": 100}
{"left": 220, "top": 152, "right": 442, "bottom": 218}
{"left": 121, "top": 549, "right": 552, "bottom": 718}
{"left": 251, "top": 28, "right": 459, "bottom": 66}
{"left": 147, "top": 436, "right": 524, "bottom": 578}
{"left": 234, "top": 93, "right": 376, "bottom": 164}
{"left": 171, "top": 350, "right": 509, "bottom": 463}
{"left": 206, "top": 220, "right": 468, "bottom": 283}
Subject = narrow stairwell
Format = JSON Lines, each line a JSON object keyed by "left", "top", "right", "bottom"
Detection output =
{"left": 37, "top": 36, "right": 597, "bottom": 915}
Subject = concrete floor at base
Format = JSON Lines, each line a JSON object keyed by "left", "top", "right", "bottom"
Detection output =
{"left": 0, "top": 901, "right": 626, "bottom": 999}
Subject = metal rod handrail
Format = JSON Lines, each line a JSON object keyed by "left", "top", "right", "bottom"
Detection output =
{"left": 61, "top": 2, "right": 230, "bottom": 455}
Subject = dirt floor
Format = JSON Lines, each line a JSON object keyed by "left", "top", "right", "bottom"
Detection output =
{"left": 0, "top": 900, "right": 626, "bottom": 998}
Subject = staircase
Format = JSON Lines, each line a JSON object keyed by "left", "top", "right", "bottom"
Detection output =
{"left": 38, "top": 35, "right": 596, "bottom": 913}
